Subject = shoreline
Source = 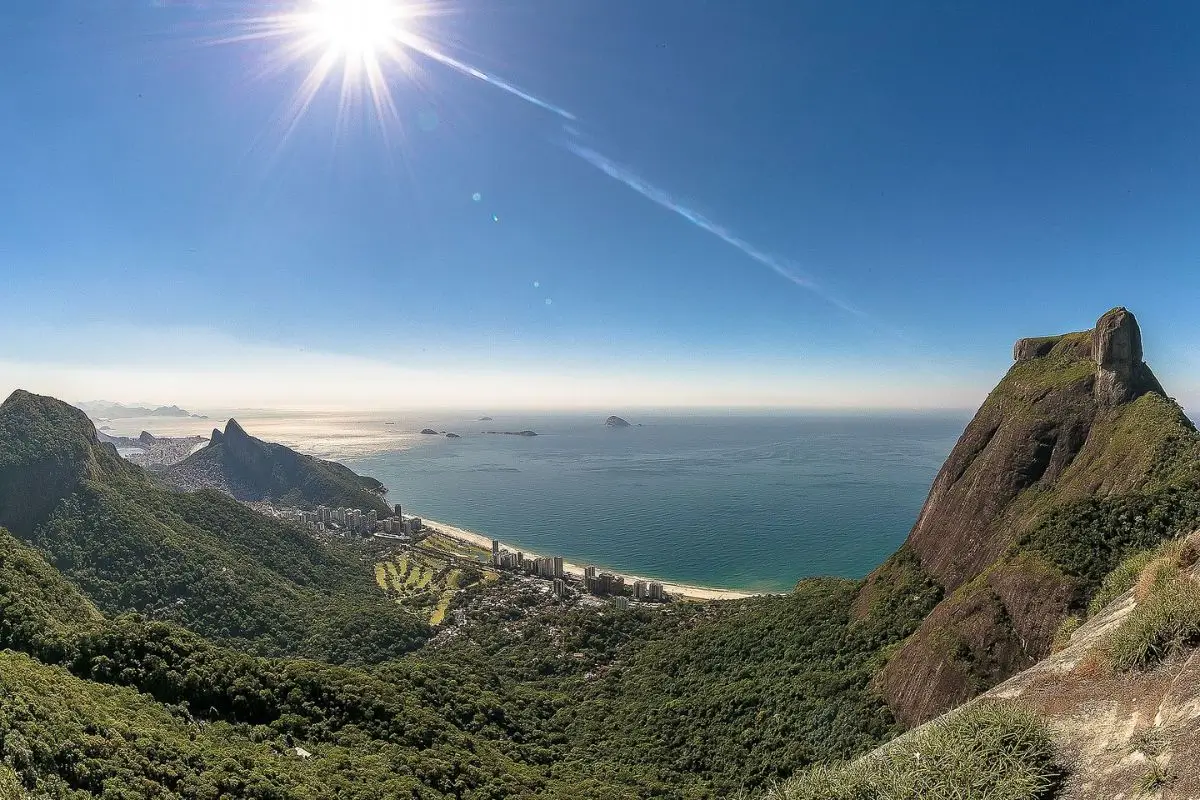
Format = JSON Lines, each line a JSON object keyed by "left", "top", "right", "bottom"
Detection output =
{"left": 421, "top": 517, "right": 764, "bottom": 601}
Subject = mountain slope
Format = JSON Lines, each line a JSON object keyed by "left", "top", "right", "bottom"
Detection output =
{"left": 859, "top": 308, "right": 1200, "bottom": 725}
{"left": 164, "top": 418, "right": 389, "bottom": 513}
{"left": 0, "top": 390, "right": 427, "bottom": 663}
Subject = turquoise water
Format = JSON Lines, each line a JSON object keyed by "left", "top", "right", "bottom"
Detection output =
{"left": 349, "top": 412, "right": 967, "bottom": 592}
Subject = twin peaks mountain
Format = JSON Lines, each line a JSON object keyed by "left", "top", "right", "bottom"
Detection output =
{"left": 164, "top": 418, "right": 390, "bottom": 514}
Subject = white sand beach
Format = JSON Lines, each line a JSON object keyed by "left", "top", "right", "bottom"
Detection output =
{"left": 421, "top": 517, "right": 762, "bottom": 601}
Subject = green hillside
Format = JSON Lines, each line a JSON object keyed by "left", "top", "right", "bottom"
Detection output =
{"left": 0, "top": 391, "right": 427, "bottom": 663}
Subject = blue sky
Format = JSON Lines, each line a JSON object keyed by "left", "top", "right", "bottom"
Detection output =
{"left": 2, "top": 1, "right": 1199, "bottom": 410}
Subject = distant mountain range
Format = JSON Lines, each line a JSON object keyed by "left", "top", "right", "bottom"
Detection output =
{"left": 76, "top": 400, "right": 207, "bottom": 419}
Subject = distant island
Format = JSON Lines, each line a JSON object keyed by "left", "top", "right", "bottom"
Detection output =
{"left": 446, "top": 433, "right": 461, "bottom": 439}
{"left": 483, "top": 430, "right": 538, "bottom": 437}
{"left": 478, "top": 416, "right": 494, "bottom": 421}
{"left": 605, "top": 416, "right": 631, "bottom": 428}
{"left": 420, "top": 428, "right": 439, "bottom": 435}
{"left": 76, "top": 400, "right": 207, "bottom": 419}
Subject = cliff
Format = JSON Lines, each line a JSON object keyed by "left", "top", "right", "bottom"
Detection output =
{"left": 860, "top": 308, "right": 1200, "bottom": 726}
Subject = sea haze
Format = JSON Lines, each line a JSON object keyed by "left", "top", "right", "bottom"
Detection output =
{"left": 348, "top": 412, "right": 968, "bottom": 592}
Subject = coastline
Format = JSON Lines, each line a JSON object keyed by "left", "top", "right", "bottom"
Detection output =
{"left": 421, "top": 517, "right": 763, "bottom": 601}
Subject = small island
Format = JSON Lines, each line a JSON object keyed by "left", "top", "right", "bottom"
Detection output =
{"left": 478, "top": 416, "right": 494, "bottom": 421}
{"left": 420, "top": 428, "right": 439, "bottom": 435}
{"left": 445, "top": 433, "right": 461, "bottom": 439}
{"left": 483, "top": 430, "right": 539, "bottom": 437}
{"left": 605, "top": 416, "right": 632, "bottom": 428}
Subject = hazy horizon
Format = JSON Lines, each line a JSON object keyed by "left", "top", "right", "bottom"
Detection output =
{"left": 3, "top": 3, "right": 1199, "bottom": 414}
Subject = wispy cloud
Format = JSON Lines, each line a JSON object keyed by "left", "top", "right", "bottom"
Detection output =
{"left": 565, "top": 141, "right": 866, "bottom": 319}
{"left": 398, "top": 35, "right": 576, "bottom": 121}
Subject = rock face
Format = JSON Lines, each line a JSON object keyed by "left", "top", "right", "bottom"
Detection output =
{"left": 605, "top": 416, "right": 632, "bottom": 428}
{"left": 420, "top": 429, "right": 439, "bottom": 435}
{"left": 864, "top": 308, "right": 1193, "bottom": 727}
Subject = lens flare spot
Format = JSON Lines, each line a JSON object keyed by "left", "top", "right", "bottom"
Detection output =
{"left": 544, "top": 298, "right": 553, "bottom": 305}
{"left": 533, "top": 280, "right": 540, "bottom": 288}
{"left": 492, "top": 214, "right": 500, "bottom": 223}
{"left": 417, "top": 109, "right": 439, "bottom": 130}
{"left": 472, "top": 192, "right": 482, "bottom": 202}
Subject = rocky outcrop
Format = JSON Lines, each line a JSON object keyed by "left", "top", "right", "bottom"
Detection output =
{"left": 865, "top": 308, "right": 1194, "bottom": 727}
{"left": 605, "top": 416, "right": 632, "bottom": 428}
{"left": 1092, "top": 306, "right": 1164, "bottom": 404}
{"left": 420, "top": 429, "right": 439, "bottom": 435}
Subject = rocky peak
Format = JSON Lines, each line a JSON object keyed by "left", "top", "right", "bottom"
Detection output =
{"left": 138, "top": 431, "right": 156, "bottom": 445}
{"left": 209, "top": 428, "right": 224, "bottom": 446}
{"left": 868, "top": 307, "right": 1186, "bottom": 727}
{"left": 1012, "top": 308, "right": 1159, "bottom": 406}
{"left": 1093, "top": 307, "right": 1144, "bottom": 404}
{"left": 224, "top": 419, "right": 249, "bottom": 440}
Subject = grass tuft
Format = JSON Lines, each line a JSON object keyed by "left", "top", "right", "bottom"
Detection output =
{"left": 1107, "top": 559, "right": 1200, "bottom": 671}
{"left": 765, "top": 702, "right": 1061, "bottom": 800}
{"left": 1052, "top": 615, "right": 1082, "bottom": 653}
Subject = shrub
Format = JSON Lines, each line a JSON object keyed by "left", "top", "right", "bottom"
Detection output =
{"left": 766, "top": 702, "right": 1062, "bottom": 800}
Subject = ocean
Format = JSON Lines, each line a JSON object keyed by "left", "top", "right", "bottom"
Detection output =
{"left": 100, "top": 409, "right": 968, "bottom": 592}
{"left": 351, "top": 412, "right": 968, "bottom": 592}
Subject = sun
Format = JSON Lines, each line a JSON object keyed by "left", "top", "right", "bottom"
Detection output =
{"left": 299, "top": 0, "right": 408, "bottom": 67}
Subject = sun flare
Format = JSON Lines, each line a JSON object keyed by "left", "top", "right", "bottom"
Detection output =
{"left": 220, "top": 0, "right": 573, "bottom": 140}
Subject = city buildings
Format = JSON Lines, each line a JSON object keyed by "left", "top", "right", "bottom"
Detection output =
{"left": 632, "top": 581, "right": 665, "bottom": 601}
{"left": 285, "top": 505, "right": 421, "bottom": 538}
{"left": 492, "top": 540, "right": 564, "bottom": 579}
{"left": 612, "top": 596, "right": 629, "bottom": 610}
{"left": 585, "top": 571, "right": 625, "bottom": 596}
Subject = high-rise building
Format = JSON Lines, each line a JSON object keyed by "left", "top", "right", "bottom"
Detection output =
{"left": 394, "top": 504, "right": 402, "bottom": 517}
{"left": 491, "top": 539, "right": 500, "bottom": 566}
{"left": 612, "top": 596, "right": 629, "bottom": 611}
{"left": 553, "top": 578, "right": 567, "bottom": 599}
{"left": 552, "top": 556, "right": 564, "bottom": 578}
{"left": 584, "top": 566, "right": 597, "bottom": 580}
